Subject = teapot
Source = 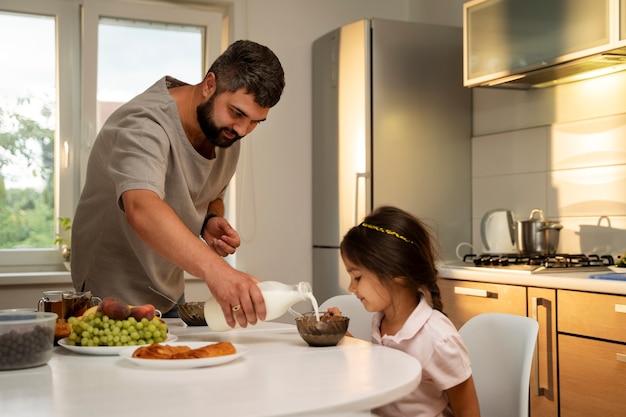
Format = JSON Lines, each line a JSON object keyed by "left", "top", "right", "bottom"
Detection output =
{"left": 480, "top": 209, "right": 517, "bottom": 253}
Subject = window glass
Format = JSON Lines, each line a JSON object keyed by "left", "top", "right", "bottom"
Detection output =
{"left": 97, "top": 18, "right": 204, "bottom": 129}
{"left": 0, "top": 0, "right": 222, "bottom": 273}
{"left": 0, "top": 11, "right": 56, "bottom": 249}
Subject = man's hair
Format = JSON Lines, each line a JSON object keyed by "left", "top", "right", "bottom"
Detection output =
{"left": 207, "top": 40, "right": 285, "bottom": 108}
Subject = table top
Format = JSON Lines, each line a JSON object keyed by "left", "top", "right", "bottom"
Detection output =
{"left": 0, "top": 319, "right": 421, "bottom": 417}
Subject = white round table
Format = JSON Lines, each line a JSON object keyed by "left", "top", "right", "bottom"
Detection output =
{"left": 0, "top": 320, "right": 421, "bottom": 417}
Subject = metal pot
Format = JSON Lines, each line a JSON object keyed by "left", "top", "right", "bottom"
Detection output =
{"left": 517, "top": 209, "right": 563, "bottom": 255}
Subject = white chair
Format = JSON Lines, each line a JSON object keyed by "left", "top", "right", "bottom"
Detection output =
{"left": 320, "top": 294, "right": 374, "bottom": 341}
{"left": 459, "top": 313, "right": 539, "bottom": 417}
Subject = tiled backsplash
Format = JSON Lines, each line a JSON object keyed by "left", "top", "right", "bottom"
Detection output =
{"left": 470, "top": 72, "right": 626, "bottom": 260}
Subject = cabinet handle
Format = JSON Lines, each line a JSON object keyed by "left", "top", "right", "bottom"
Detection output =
{"left": 615, "top": 304, "right": 626, "bottom": 313}
{"left": 454, "top": 287, "right": 489, "bottom": 297}
{"left": 617, "top": 353, "right": 626, "bottom": 363}
{"left": 531, "top": 297, "right": 551, "bottom": 398}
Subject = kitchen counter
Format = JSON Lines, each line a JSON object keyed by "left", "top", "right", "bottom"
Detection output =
{"left": 441, "top": 262, "right": 626, "bottom": 295}
{"left": 0, "top": 320, "right": 421, "bottom": 417}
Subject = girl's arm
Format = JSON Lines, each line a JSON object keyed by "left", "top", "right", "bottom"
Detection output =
{"left": 446, "top": 375, "right": 481, "bottom": 417}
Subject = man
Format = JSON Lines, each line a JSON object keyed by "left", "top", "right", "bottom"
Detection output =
{"left": 71, "top": 40, "right": 285, "bottom": 329}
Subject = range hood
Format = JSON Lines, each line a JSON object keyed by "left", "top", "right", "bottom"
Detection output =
{"left": 463, "top": 0, "right": 626, "bottom": 90}
{"left": 484, "top": 49, "right": 626, "bottom": 89}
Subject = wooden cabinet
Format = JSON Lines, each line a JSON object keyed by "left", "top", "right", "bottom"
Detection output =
{"left": 440, "top": 279, "right": 557, "bottom": 417}
{"left": 439, "top": 279, "right": 526, "bottom": 329}
{"left": 527, "top": 287, "right": 558, "bottom": 417}
{"left": 557, "top": 290, "right": 626, "bottom": 417}
{"left": 441, "top": 277, "right": 626, "bottom": 417}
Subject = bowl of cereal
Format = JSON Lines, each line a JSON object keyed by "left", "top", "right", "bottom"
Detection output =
{"left": 0, "top": 312, "right": 57, "bottom": 370}
{"left": 295, "top": 313, "right": 349, "bottom": 347}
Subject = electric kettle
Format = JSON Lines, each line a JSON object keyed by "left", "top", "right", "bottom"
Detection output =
{"left": 480, "top": 209, "right": 517, "bottom": 253}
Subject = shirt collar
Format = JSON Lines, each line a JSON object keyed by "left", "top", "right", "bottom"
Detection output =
{"left": 374, "top": 295, "right": 434, "bottom": 344}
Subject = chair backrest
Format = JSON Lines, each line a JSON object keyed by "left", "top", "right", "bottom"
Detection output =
{"left": 319, "top": 294, "right": 375, "bottom": 341}
{"left": 459, "top": 313, "right": 539, "bottom": 417}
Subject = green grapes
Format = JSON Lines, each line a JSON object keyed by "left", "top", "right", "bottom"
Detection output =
{"left": 65, "top": 312, "right": 169, "bottom": 347}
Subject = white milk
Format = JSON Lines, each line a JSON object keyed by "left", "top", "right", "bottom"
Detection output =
{"left": 203, "top": 281, "right": 318, "bottom": 331}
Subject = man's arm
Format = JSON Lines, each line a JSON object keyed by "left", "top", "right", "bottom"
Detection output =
{"left": 121, "top": 189, "right": 265, "bottom": 328}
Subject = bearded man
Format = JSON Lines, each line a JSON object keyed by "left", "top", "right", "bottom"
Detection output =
{"left": 71, "top": 40, "right": 285, "bottom": 327}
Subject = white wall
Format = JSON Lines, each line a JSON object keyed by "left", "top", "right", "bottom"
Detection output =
{"left": 471, "top": 72, "right": 626, "bottom": 260}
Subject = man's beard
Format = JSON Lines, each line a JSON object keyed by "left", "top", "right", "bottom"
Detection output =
{"left": 196, "top": 96, "right": 242, "bottom": 148}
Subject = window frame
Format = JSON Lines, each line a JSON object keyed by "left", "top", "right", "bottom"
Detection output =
{"left": 0, "top": 0, "right": 225, "bottom": 273}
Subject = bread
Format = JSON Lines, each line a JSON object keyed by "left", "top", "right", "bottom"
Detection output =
{"left": 132, "top": 344, "right": 191, "bottom": 359}
{"left": 171, "top": 342, "right": 236, "bottom": 359}
{"left": 132, "top": 342, "right": 236, "bottom": 360}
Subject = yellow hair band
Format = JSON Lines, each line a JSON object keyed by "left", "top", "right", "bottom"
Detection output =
{"left": 360, "top": 222, "right": 416, "bottom": 246}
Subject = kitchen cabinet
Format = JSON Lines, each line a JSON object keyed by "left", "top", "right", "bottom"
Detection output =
{"left": 440, "top": 278, "right": 557, "bottom": 417}
{"left": 622, "top": 0, "right": 626, "bottom": 42}
{"left": 439, "top": 279, "right": 526, "bottom": 328}
{"left": 441, "top": 275, "right": 626, "bottom": 417}
{"left": 528, "top": 287, "right": 558, "bottom": 417}
{"left": 464, "top": 0, "right": 625, "bottom": 88}
{"left": 557, "top": 290, "right": 626, "bottom": 417}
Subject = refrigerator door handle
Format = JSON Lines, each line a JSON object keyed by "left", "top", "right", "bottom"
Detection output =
{"left": 355, "top": 172, "right": 370, "bottom": 225}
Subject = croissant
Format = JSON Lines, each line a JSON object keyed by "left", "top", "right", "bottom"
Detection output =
{"left": 132, "top": 342, "right": 236, "bottom": 359}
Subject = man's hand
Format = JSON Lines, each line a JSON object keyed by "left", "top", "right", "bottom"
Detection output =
{"left": 207, "top": 270, "right": 266, "bottom": 329}
{"left": 202, "top": 216, "right": 241, "bottom": 257}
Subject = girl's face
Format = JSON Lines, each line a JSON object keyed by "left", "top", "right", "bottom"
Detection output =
{"left": 343, "top": 256, "right": 391, "bottom": 313}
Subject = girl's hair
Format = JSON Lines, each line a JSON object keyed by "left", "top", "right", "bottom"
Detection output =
{"left": 207, "top": 40, "right": 285, "bottom": 108}
{"left": 340, "top": 206, "right": 444, "bottom": 312}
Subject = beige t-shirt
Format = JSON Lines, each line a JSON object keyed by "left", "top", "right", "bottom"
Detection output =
{"left": 71, "top": 76, "right": 240, "bottom": 311}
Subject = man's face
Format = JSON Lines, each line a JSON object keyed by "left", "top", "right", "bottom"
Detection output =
{"left": 196, "top": 89, "right": 270, "bottom": 148}
{"left": 196, "top": 94, "right": 241, "bottom": 148}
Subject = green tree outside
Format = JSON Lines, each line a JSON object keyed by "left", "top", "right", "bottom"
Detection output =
{"left": 0, "top": 99, "right": 55, "bottom": 249}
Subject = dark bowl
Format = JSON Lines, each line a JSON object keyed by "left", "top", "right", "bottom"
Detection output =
{"left": 295, "top": 315, "right": 349, "bottom": 347}
{"left": 178, "top": 302, "right": 207, "bottom": 326}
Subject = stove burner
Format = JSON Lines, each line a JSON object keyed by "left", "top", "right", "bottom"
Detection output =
{"left": 464, "top": 253, "right": 615, "bottom": 271}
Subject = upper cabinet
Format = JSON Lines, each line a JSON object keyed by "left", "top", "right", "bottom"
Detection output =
{"left": 464, "top": 0, "right": 626, "bottom": 89}
{"left": 622, "top": 0, "right": 626, "bottom": 41}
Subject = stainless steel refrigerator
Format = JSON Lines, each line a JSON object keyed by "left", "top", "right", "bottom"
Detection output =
{"left": 312, "top": 19, "right": 472, "bottom": 303}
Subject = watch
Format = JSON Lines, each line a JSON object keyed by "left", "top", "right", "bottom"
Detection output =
{"left": 199, "top": 213, "right": 219, "bottom": 237}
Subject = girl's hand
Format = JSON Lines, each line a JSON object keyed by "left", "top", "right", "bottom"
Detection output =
{"left": 324, "top": 307, "right": 342, "bottom": 318}
{"left": 322, "top": 307, "right": 353, "bottom": 337}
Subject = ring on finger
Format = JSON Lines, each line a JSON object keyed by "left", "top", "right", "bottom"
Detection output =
{"left": 231, "top": 304, "right": 241, "bottom": 312}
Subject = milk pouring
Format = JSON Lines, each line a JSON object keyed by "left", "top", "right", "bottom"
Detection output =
{"left": 203, "top": 281, "right": 318, "bottom": 331}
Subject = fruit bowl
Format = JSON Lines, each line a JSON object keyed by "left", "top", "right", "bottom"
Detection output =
{"left": 0, "top": 312, "right": 57, "bottom": 370}
{"left": 295, "top": 314, "right": 349, "bottom": 347}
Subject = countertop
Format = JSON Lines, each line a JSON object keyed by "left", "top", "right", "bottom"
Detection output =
{"left": 0, "top": 320, "right": 422, "bottom": 417}
{"left": 441, "top": 262, "right": 626, "bottom": 295}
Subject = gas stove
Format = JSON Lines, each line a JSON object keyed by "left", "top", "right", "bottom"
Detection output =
{"left": 459, "top": 253, "right": 615, "bottom": 274}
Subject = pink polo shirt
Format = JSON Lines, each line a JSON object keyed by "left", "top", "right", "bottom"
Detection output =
{"left": 372, "top": 299, "right": 472, "bottom": 417}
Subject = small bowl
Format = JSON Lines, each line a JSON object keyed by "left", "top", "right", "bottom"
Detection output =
{"left": 178, "top": 302, "right": 207, "bottom": 326}
{"left": 295, "top": 315, "right": 349, "bottom": 347}
{"left": 0, "top": 312, "right": 57, "bottom": 370}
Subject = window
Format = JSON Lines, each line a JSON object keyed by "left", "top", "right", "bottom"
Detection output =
{"left": 0, "top": 0, "right": 224, "bottom": 273}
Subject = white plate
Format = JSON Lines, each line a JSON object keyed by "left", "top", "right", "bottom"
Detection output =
{"left": 608, "top": 266, "right": 626, "bottom": 273}
{"left": 58, "top": 333, "right": 178, "bottom": 356}
{"left": 118, "top": 342, "right": 246, "bottom": 369}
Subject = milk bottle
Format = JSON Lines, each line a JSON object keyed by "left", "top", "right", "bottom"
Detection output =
{"left": 203, "top": 281, "right": 318, "bottom": 331}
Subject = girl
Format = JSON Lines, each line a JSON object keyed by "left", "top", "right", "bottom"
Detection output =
{"left": 338, "top": 205, "right": 480, "bottom": 417}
